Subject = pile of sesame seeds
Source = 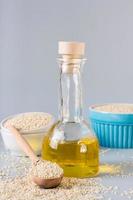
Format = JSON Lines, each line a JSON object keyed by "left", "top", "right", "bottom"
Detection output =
{"left": 0, "top": 149, "right": 133, "bottom": 200}
{"left": 31, "top": 159, "right": 63, "bottom": 179}
{"left": 0, "top": 173, "right": 115, "bottom": 200}
{"left": 4, "top": 112, "right": 52, "bottom": 132}
{"left": 94, "top": 104, "right": 133, "bottom": 113}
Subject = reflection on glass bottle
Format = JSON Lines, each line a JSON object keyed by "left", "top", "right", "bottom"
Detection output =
{"left": 42, "top": 41, "right": 99, "bottom": 177}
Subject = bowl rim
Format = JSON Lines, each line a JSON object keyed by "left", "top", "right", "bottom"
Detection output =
{"left": 0, "top": 112, "right": 55, "bottom": 135}
{"left": 89, "top": 103, "right": 133, "bottom": 115}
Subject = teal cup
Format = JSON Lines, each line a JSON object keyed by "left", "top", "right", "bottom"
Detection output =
{"left": 89, "top": 104, "right": 133, "bottom": 148}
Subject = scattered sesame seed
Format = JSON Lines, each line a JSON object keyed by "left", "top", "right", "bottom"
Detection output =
{"left": 0, "top": 149, "right": 132, "bottom": 200}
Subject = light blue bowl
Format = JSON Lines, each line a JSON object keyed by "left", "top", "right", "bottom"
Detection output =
{"left": 89, "top": 104, "right": 133, "bottom": 148}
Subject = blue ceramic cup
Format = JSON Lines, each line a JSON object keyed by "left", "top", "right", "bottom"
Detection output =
{"left": 89, "top": 104, "right": 133, "bottom": 148}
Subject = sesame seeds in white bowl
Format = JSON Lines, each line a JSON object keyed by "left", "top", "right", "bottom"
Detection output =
{"left": 0, "top": 112, "right": 55, "bottom": 156}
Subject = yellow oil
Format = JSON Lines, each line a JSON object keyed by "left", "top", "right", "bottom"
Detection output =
{"left": 42, "top": 128, "right": 99, "bottom": 178}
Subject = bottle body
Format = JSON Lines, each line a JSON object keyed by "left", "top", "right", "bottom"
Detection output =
{"left": 42, "top": 42, "right": 99, "bottom": 177}
{"left": 42, "top": 121, "right": 99, "bottom": 177}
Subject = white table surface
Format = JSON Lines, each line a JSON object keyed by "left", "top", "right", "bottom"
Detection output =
{"left": 0, "top": 135, "right": 133, "bottom": 200}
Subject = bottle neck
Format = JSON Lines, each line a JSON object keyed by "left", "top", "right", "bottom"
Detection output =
{"left": 58, "top": 57, "right": 85, "bottom": 123}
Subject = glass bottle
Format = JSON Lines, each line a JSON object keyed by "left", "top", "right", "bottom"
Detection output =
{"left": 42, "top": 41, "right": 99, "bottom": 177}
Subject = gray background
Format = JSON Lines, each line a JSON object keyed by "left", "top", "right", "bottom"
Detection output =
{"left": 0, "top": 0, "right": 133, "bottom": 121}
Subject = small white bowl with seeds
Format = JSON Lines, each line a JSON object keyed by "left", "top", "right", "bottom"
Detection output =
{"left": 0, "top": 112, "right": 54, "bottom": 156}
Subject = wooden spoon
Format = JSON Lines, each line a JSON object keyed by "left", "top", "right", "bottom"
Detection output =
{"left": 8, "top": 125, "right": 63, "bottom": 189}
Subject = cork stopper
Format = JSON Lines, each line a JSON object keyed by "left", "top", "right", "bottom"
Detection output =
{"left": 58, "top": 41, "right": 85, "bottom": 57}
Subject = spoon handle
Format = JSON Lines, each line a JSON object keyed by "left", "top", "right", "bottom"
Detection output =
{"left": 8, "top": 125, "right": 39, "bottom": 163}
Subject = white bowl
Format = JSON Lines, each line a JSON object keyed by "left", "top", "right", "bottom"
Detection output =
{"left": 0, "top": 112, "right": 54, "bottom": 156}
